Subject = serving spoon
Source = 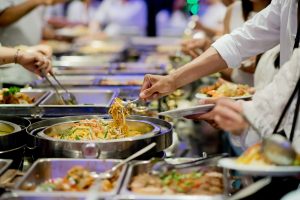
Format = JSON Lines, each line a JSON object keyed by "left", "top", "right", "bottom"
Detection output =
{"left": 85, "top": 143, "right": 156, "bottom": 200}
{"left": 151, "top": 153, "right": 228, "bottom": 175}
{"left": 242, "top": 114, "right": 296, "bottom": 165}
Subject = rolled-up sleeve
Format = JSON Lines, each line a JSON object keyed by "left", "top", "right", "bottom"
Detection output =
{"left": 212, "top": 0, "right": 281, "bottom": 68}
{"left": 0, "top": 0, "right": 14, "bottom": 13}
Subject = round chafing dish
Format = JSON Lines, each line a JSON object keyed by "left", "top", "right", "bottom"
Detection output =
{"left": 0, "top": 116, "right": 30, "bottom": 151}
{"left": 0, "top": 116, "right": 30, "bottom": 169}
{"left": 38, "top": 119, "right": 160, "bottom": 142}
{"left": 27, "top": 115, "right": 173, "bottom": 159}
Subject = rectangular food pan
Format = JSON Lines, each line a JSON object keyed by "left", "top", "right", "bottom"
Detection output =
{"left": 120, "top": 159, "right": 224, "bottom": 200}
{"left": 14, "top": 158, "right": 127, "bottom": 197}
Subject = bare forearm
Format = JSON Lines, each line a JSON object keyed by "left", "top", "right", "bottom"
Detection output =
{"left": 171, "top": 47, "right": 228, "bottom": 89}
{"left": 0, "top": 47, "right": 19, "bottom": 65}
{"left": 0, "top": 0, "right": 40, "bottom": 27}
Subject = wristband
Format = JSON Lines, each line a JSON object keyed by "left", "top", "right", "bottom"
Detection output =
{"left": 14, "top": 49, "right": 20, "bottom": 64}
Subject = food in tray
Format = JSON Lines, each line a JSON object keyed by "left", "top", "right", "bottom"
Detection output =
{"left": 198, "top": 79, "right": 252, "bottom": 98}
{"left": 56, "top": 25, "right": 89, "bottom": 37}
{"left": 42, "top": 40, "right": 71, "bottom": 53}
{"left": 130, "top": 170, "right": 223, "bottom": 195}
{"left": 47, "top": 98, "right": 143, "bottom": 140}
{"left": 35, "top": 166, "right": 119, "bottom": 192}
{"left": 78, "top": 41, "right": 124, "bottom": 54}
{"left": 0, "top": 123, "right": 14, "bottom": 135}
{"left": 236, "top": 143, "right": 273, "bottom": 166}
{"left": 99, "top": 79, "right": 143, "bottom": 86}
{"left": 236, "top": 142, "right": 300, "bottom": 166}
{"left": 0, "top": 87, "right": 34, "bottom": 104}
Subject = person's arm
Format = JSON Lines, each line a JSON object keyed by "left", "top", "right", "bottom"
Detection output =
{"left": 0, "top": 46, "right": 52, "bottom": 76}
{"left": 212, "top": 0, "right": 281, "bottom": 68}
{"left": 140, "top": 0, "right": 281, "bottom": 100}
{"left": 0, "top": 0, "right": 65, "bottom": 27}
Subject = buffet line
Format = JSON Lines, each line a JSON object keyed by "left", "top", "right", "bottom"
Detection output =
{"left": 1, "top": 37, "right": 300, "bottom": 200}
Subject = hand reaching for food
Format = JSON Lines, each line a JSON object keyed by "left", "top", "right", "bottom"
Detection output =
{"left": 139, "top": 74, "right": 177, "bottom": 101}
{"left": 17, "top": 50, "right": 52, "bottom": 76}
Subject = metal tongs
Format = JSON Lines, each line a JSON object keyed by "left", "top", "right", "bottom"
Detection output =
{"left": 41, "top": 69, "right": 78, "bottom": 105}
{"left": 151, "top": 153, "right": 229, "bottom": 175}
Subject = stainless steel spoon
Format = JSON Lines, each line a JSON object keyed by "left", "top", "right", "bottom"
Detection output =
{"left": 151, "top": 153, "right": 228, "bottom": 175}
{"left": 85, "top": 143, "right": 156, "bottom": 200}
{"left": 243, "top": 114, "right": 296, "bottom": 165}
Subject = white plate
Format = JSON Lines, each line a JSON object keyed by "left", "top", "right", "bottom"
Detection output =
{"left": 218, "top": 158, "right": 300, "bottom": 176}
{"left": 158, "top": 104, "right": 214, "bottom": 118}
{"left": 195, "top": 93, "right": 252, "bottom": 100}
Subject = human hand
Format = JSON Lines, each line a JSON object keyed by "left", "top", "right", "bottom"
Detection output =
{"left": 186, "top": 98, "right": 249, "bottom": 135}
{"left": 139, "top": 74, "right": 177, "bottom": 101}
{"left": 181, "top": 38, "right": 210, "bottom": 58}
{"left": 16, "top": 50, "right": 52, "bottom": 76}
{"left": 27, "top": 44, "right": 53, "bottom": 59}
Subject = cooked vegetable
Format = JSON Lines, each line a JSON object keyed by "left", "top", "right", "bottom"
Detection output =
{"left": 199, "top": 79, "right": 252, "bottom": 98}
{"left": 35, "top": 166, "right": 119, "bottom": 192}
{"left": 0, "top": 87, "right": 34, "bottom": 104}
{"left": 130, "top": 170, "right": 223, "bottom": 195}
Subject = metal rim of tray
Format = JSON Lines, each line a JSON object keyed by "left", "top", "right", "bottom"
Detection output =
{"left": 0, "top": 120, "right": 22, "bottom": 136}
{"left": 37, "top": 119, "right": 161, "bottom": 143}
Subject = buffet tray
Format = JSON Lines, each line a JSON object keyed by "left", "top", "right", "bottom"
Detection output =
{"left": 53, "top": 55, "right": 119, "bottom": 67}
{"left": 38, "top": 89, "right": 118, "bottom": 116}
{"left": 120, "top": 160, "right": 223, "bottom": 200}
{"left": 0, "top": 89, "right": 50, "bottom": 117}
{"left": 111, "top": 62, "right": 167, "bottom": 75}
{"left": 96, "top": 75, "right": 144, "bottom": 86}
{"left": 32, "top": 75, "right": 99, "bottom": 87}
{"left": 0, "top": 159, "right": 12, "bottom": 176}
{"left": 14, "top": 158, "right": 127, "bottom": 197}
{"left": 0, "top": 193, "right": 112, "bottom": 200}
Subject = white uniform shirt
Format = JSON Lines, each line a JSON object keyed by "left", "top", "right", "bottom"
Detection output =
{"left": 94, "top": 0, "right": 147, "bottom": 36}
{"left": 241, "top": 49, "right": 300, "bottom": 152}
{"left": 0, "top": 0, "right": 43, "bottom": 85}
{"left": 212, "top": 0, "right": 298, "bottom": 68}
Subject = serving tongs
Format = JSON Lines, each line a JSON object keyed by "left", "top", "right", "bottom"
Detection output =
{"left": 151, "top": 153, "right": 229, "bottom": 175}
{"left": 41, "top": 69, "right": 78, "bottom": 105}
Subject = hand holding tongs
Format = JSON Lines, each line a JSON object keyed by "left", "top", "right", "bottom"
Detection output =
{"left": 151, "top": 153, "right": 229, "bottom": 175}
{"left": 41, "top": 69, "right": 78, "bottom": 105}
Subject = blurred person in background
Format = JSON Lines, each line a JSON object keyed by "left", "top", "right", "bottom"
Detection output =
{"left": 66, "top": 0, "right": 102, "bottom": 24}
{"left": 182, "top": 0, "right": 276, "bottom": 87}
{"left": 196, "top": 0, "right": 226, "bottom": 37}
{"left": 156, "top": 0, "right": 189, "bottom": 37}
{"left": 0, "top": 0, "right": 65, "bottom": 87}
{"left": 93, "top": 0, "right": 147, "bottom": 37}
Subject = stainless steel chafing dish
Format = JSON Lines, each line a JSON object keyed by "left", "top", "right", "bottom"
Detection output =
{"left": 111, "top": 62, "right": 167, "bottom": 75}
{"left": 0, "top": 116, "right": 30, "bottom": 168}
{"left": 0, "top": 89, "right": 49, "bottom": 117}
{"left": 32, "top": 75, "right": 99, "bottom": 88}
{"left": 0, "top": 159, "right": 12, "bottom": 175}
{"left": 14, "top": 158, "right": 127, "bottom": 197}
{"left": 26, "top": 115, "right": 173, "bottom": 159}
{"left": 97, "top": 75, "right": 144, "bottom": 86}
{"left": 53, "top": 55, "right": 118, "bottom": 66}
{"left": 119, "top": 160, "right": 223, "bottom": 200}
{"left": 38, "top": 89, "right": 118, "bottom": 116}
{"left": 0, "top": 194, "right": 110, "bottom": 200}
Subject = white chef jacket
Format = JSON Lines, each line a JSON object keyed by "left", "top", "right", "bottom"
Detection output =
{"left": 0, "top": 0, "right": 43, "bottom": 85}
{"left": 94, "top": 0, "right": 147, "bottom": 36}
{"left": 234, "top": 49, "right": 300, "bottom": 152}
{"left": 212, "top": 0, "right": 298, "bottom": 68}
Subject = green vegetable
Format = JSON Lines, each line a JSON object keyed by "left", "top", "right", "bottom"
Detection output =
{"left": 3, "top": 86, "right": 20, "bottom": 96}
